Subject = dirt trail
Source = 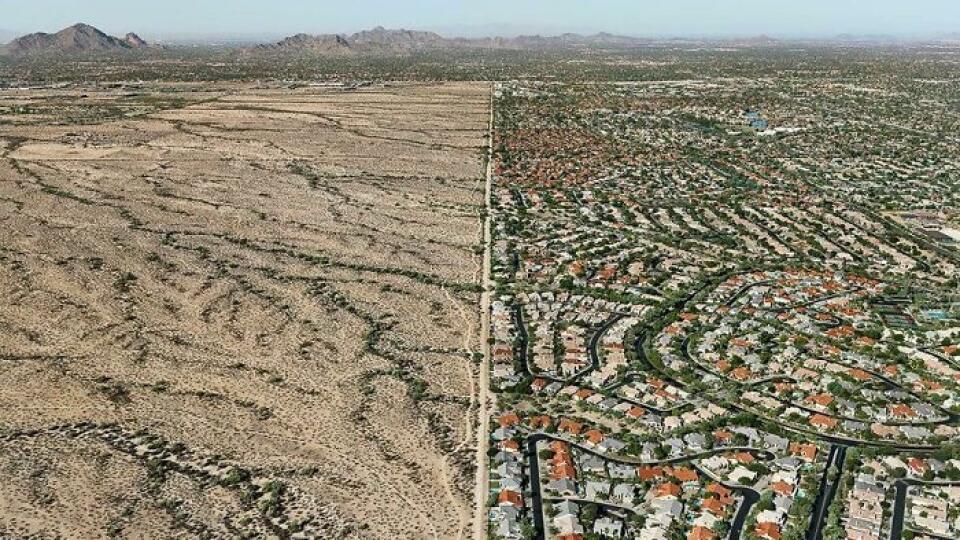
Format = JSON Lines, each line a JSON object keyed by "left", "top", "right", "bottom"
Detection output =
{"left": 471, "top": 82, "right": 496, "bottom": 540}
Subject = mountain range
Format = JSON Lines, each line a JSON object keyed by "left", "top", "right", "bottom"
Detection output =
{"left": 256, "top": 26, "right": 658, "bottom": 54}
{"left": 12, "top": 23, "right": 954, "bottom": 58}
{"left": 1, "top": 23, "right": 148, "bottom": 56}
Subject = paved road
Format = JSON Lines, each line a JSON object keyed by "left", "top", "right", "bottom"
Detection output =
{"left": 806, "top": 445, "right": 847, "bottom": 540}
{"left": 688, "top": 461, "right": 761, "bottom": 540}
{"left": 526, "top": 436, "right": 547, "bottom": 540}
{"left": 889, "top": 479, "right": 960, "bottom": 540}
{"left": 725, "top": 279, "right": 774, "bottom": 307}
{"left": 524, "top": 431, "right": 774, "bottom": 466}
{"left": 516, "top": 307, "right": 624, "bottom": 384}
{"left": 890, "top": 480, "right": 908, "bottom": 540}
{"left": 728, "top": 483, "right": 761, "bottom": 540}
{"left": 575, "top": 313, "right": 626, "bottom": 383}
{"left": 675, "top": 332, "right": 945, "bottom": 452}
{"left": 524, "top": 431, "right": 771, "bottom": 540}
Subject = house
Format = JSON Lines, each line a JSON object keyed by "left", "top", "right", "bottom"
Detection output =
{"left": 498, "top": 489, "right": 523, "bottom": 508}
{"left": 638, "top": 526, "right": 669, "bottom": 540}
{"left": 584, "top": 429, "right": 605, "bottom": 446}
{"left": 770, "top": 481, "right": 795, "bottom": 497}
{"left": 499, "top": 476, "right": 523, "bottom": 492}
{"left": 598, "top": 397, "right": 620, "bottom": 410}
{"left": 494, "top": 461, "right": 522, "bottom": 479}
{"left": 574, "top": 388, "right": 595, "bottom": 401}
{"left": 654, "top": 482, "right": 681, "bottom": 499}
{"left": 670, "top": 466, "right": 699, "bottom": 484}
{"left": 553, "top": 500, "right": 579, "bottom": 517}
{"left": 756, "top": 509, "right": 785, "bottom": 526}
{"left": 701, "top": 455, "right": 730, "bottom": 470}
{"left": 593, "top": 517, "right": 623, "bottom": 538}
{"left": 688, "top": 525, "right": 717, "bottom": 540}
{"left": 558, "top": 418, "right": 584, "bottom": 435}
{"left": 598, "top": 437, "right": 627, "bottom": 454}
{"left": 809, "top": 414, "right": 838, "bottom": 429}
{"left": 584, "top": 480, "right": 610, "bottom": 499}
{"left": 889, "top": 403, "right": 916, "bottom": 418}
{"left": 755, "top": 522, "right": 781, "bottom": 540}
{"left": 728, "top": 466, "right": 756, "bottom": 484}
{"left": 789, "top": 442, "right": 817, "bottom": 461}
{"left": 612, "top": 483, "right": 636, "bottom": 504}
{"left": 805, "top": 394, "right": 834, "bottom": 408}
{"left": 499, "top": 412, "right": 521, "bottom": 428}
{"left": 871, "top": 423, "right": 899, "bottom": 438}
{"left": 546, "top": 479, "right": 578, "bottom": 496}
{"left": 529, "top": 415, "right": 553, "bottom": 430}
{"left": 650, "top": 497, "right": 684, "bottom": 522}
{"left": 707, "top": 483, "right": 732, "bottom": 499}
{"left": 500, "top": 439, "right": 520, "bottom": 453}
{"left": 609, "top": 463, "right": 636, "bottom": 479}
{"left": 585, "top": 393, "right": 605, "bottom": 406}
{"left": 692, "top": 512, "right": 720, "bottom": 531}
{"left": 714, "top": 430, "right": 733, "bottom": 445}
{"left": 774, "top": 457, "right": 803, "bottom": 471}
{"left": 490, "top": 505, "right": 521, "bottom": 540}
{"left": 701, "top": 497, "right": 728, "bottom": 516}
{"left": 627, "top": 406, "right": 647, "bottom": 418}
{"left": 580, "top": 454, "right": 606, "bottom": 475}
{"left": 549, "top": 441, "right": 578, "bottom": 481}
{"left": 553, "top": 500, "right": 583, "bottom": 535}
{"left": 773, "top": 496, "right": 793, "bottom": 518}
{"left": 684, "top": 433, "right": 707, "bottom": 451}
{"left": 638, "top": 466, "right": 665, "bottom": 482}
{"left": 553, "top": 514, "right": 584, "bottom": 536}
{"left": 545, "top": 381, "right": 564, "bottom": 395}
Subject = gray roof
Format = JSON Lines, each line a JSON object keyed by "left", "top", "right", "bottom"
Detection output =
{"left": 553, "top": 499, "right": 580, "bottom": 516}
{"left": 585, "top": 480, "right": 611, "bottom": 498}
{"left": 546, "top": 478, "right": 578, "bottom": 495}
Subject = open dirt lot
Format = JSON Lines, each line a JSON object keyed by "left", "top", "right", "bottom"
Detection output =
{"left": 0, "top": 81, "right": 489, "bottom": 539}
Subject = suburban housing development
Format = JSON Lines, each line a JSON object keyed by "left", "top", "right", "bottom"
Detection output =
{"left": 483, "top": 74, "right": 960, "bottom": 540}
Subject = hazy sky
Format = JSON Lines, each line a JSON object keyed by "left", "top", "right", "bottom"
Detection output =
{"left": 2, "top": 0, "right": 959, "bottom": 39}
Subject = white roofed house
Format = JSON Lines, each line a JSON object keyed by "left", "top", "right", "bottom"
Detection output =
{"left": 593, "top": 516, "right": 624, "bottom": 538}
{"left": 552, "top": 500, "right": 583, "bottom": 536}
{"left": 612, "top": 482, "right": 637, "bottom": 506}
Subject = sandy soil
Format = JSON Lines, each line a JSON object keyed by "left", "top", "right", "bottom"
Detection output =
{"left": 0, "top": 81, "right": 489, "bottom": 539}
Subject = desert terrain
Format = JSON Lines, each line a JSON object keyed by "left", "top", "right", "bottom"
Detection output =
{"left": 0, "top": 81, "right": 490, "bottom": 539}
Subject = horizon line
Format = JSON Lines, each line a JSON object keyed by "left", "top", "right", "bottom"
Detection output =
{"left": 3, "top": 23, "right": 958, "bottom": 44}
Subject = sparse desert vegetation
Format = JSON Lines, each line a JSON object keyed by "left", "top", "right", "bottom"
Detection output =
{"left": 0, "top": 80, "right": 489, "bottom": 538}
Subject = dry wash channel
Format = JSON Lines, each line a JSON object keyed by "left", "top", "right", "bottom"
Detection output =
{"left": 0, "top": 81, "right": 489, "bottom": 539}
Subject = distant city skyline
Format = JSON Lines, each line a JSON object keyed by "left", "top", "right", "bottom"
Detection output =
{"left": 1, "top": 0, "right": 959, "bottom": 41}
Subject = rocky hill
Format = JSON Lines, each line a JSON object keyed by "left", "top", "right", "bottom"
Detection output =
{"left": 2, "top": 23, "right": 148, "bottom": 56}
{"left": 270, "top": 33, "right": 353, "bottom": 54}
{"left": 124, "top": 32, "right": 148, "bottom": 48}
{"left": 259, "top": 26, "right": 648, "bottom": 54}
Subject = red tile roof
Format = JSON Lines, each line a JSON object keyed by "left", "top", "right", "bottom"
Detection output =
{"left": 499, "top": 412, "right": 521, "bottom": 428}
{"left": 638, "top": 466, "right": 664, "bottom": 481}
{"left": 498, "top": 489, "right": 523, "bottom": 507}
{"left": 688, "top": 526, "right": 717, "bottom": 540}
{"left": 755, "top": 523, "right": 781, "bottom": 540}
{"left": 655, "top": 482, "right": 681, "bottom": 498}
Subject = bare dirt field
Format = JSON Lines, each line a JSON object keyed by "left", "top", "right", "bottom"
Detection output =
{"left": 0, "top": 81, "right": 489, "bottom": 539}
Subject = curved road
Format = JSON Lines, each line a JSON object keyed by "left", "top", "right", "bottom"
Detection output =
{"left": 524, "top": 432, "right": 771, "bottom": 540}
